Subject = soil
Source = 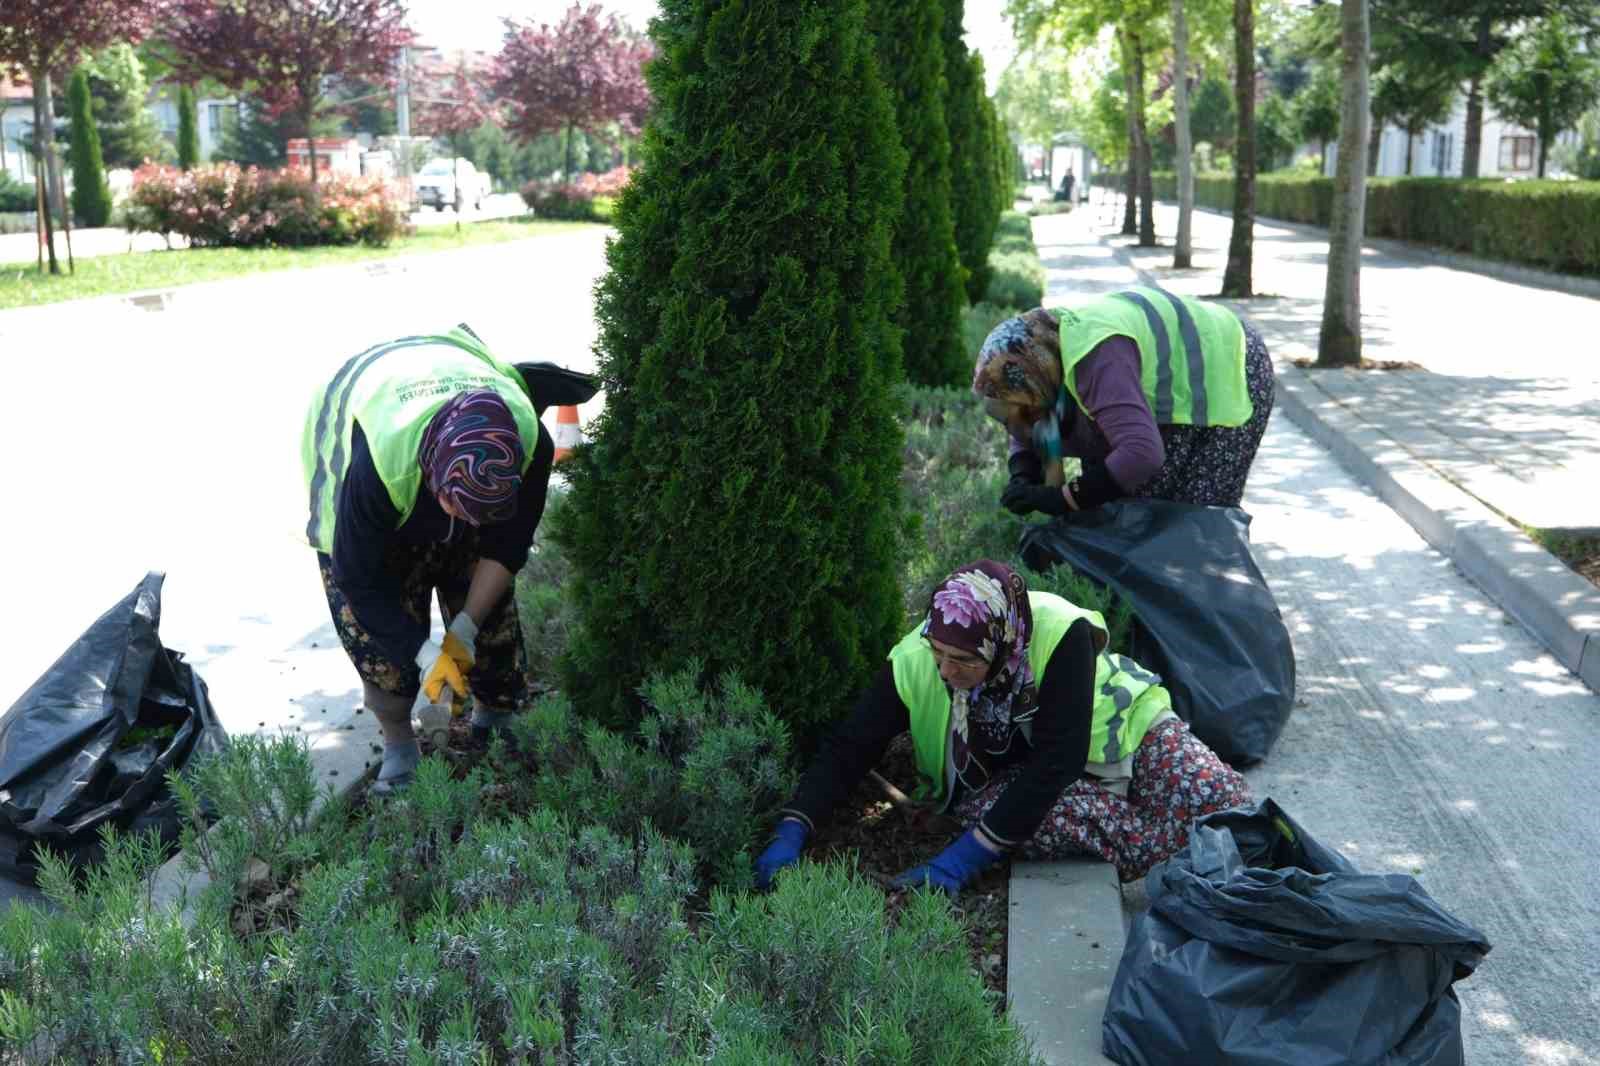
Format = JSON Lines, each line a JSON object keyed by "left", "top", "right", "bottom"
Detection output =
{"left": 1544, "top": 535, "right": 1600, "bottom": 592}
{"left": 1291, "top": 356, "right": 1425, "bottom": 371}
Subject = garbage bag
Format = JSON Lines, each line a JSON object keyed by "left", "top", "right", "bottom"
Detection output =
{"left": 0, "top": 572, "right": 227, "bottom": 882}
{"left": 1102, "top": 799, "right": 1491, "bottom": 1066}
{"left": 1019, "top": 500, "right": 1294, "bottom": 766}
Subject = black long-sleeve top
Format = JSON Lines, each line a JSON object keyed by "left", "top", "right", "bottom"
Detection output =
{"left": 328, "top": 420, "right": 549, "bottom": 668}
{"left": 783, "top": 618, "right": 1100, "bottom": 847}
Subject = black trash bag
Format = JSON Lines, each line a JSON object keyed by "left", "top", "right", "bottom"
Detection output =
{"left": 1102, "top": 799, "right": 1491, "bottom": 1066}
{"left": 0, "top": 572, "right": 227, "bottom": 883}
{"left": 1019, "top": 500, "right": 1294, "bottom": 766}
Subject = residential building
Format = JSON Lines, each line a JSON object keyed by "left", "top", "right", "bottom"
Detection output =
{"left": 1327, "top": 96, "right": 1581, "bottom": 178}
{"left": 1, "top": 77, "right": 36, "bottom": 185}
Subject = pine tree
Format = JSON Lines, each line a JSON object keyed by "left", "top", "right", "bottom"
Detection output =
{"left": 873, "top": 0, "right": 968, "bottom": 386}
{"left": 176, "top": 84, "right": 199, "bottom": 170}
{"left": 943, "top": 0, "right": 1000, "bottom": 305}
{"left": 67, "top": 67, "right": 112, "bottom": 228}
{"left": 557, "top": 0, "right": 908, "bottom": 740}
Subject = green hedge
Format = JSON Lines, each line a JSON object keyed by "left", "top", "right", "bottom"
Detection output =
{"left": 984, "top": 210, "right": 1044, "bottom": 308}
{"left": 1148, "top": 171, "right": 1600, "bottom": 277}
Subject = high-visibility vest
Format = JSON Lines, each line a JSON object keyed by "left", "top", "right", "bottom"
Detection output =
{"left": 1054, "top": 286, "right": 1252, "bottom": 427}
{"left": 300, "top": 326, "right": 538, "bottom": 554}
{"left": 890, "top": 591, "right": 1174, "bottom": 811}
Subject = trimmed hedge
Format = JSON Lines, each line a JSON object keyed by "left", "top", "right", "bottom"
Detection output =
{"left": 1149, "top": 171, "right": 1600, "bottom": 277}
{"left": 984, "top": 210, "right": 1044, "bottom": 309}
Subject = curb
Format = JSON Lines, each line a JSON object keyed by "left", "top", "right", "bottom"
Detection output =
{"left": 1271, "top": 365, "right": 1600, "bottom": 694}
{"left": 1168, "top": 201, "right": 1600, "bottom": 302}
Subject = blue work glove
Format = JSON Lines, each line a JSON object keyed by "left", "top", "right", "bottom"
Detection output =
{"left": 754, "top": 819, "right": 809, "bottom": 891}
{"left": 889, "top": 829, "right": 1002, "bottom": 898}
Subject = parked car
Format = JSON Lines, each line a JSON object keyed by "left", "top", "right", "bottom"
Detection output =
{"left": 414, "top": 157, "right": 493, "bottom": 212}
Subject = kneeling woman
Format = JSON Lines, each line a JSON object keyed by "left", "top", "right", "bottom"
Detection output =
{"left": 756, "top": 561, "right": 1251, "bottom": 894}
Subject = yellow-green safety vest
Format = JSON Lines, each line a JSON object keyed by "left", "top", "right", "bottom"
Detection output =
{"left": 300, "top": 326, "right": 539, "bottom": 554}
{"left": 890, "top": 591, "right": 1174, "bottom": 812}
{"left": 1052, "top": 286, "right": 1252, "bottom": 427}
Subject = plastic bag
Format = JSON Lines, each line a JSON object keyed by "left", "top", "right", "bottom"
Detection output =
{"left": 1019, "top": 500, "right": 1295, "bottom": 766}
{"left": 1102, "top": 799, "right": 1491, "bottom": 1066}
{"left": 0, "top": 572, "right": 227, "bottom": 882}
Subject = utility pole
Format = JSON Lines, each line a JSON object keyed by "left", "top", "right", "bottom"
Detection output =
{"left": 396, "top": 45, "right": 412, "bottom": 202}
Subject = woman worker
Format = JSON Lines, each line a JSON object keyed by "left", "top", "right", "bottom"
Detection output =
{"left": 301, "top": 325, "right": 554, "bottom": 793}
{"left": 976, "top": 289, "right": 1274, "bottom": 519}
{"left": 754, "top": 561, "right": 1250, "bottom": 894}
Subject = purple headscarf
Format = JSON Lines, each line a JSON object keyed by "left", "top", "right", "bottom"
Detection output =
{"left": 417, "top": 390, "right": 524, "bottom": 525}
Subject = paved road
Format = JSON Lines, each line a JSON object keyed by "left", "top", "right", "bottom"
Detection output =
{"left": 1034, "top": 206, "right": 1599, "bottom": 1065}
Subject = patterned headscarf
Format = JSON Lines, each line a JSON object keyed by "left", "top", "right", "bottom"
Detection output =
{"left": 924, "top": 561, "right": 1038, "bottom": 791}
{"left": 417, "top": 390, "right": 525, "bottom": 526}
{"left": 971, "top": 308, "right": 1071, "bottom": 486}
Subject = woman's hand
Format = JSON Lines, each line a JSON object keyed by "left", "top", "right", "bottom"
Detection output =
{"left": 1001, "top": 482, "right": 1068, "bottom": 517}
{"left": 889, "top": 828, "right": 1003, "bottom": 898}
{"left": 754, "top": 819, "right": 809, "bottom": 890}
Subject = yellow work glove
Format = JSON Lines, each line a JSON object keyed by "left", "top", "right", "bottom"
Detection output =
{"left": 443, "top": 612, "right": 478, "bottom": 672}
{"left": 416, "top": 640, "right": 470, "bottom": 705}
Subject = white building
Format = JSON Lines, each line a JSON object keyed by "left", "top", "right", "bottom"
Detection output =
{"left": 149, "top": 92, "right": 239, "bottom": 165}
{"left": 1, "top": 78, "right": 37, "bottom": 186}
{"left": 1327, "top": 96, "right": 1580, "bottom": 178}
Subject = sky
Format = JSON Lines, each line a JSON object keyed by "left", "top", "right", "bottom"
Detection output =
{"left": 406, "top": 0, "right": 1020, "bottom": 92}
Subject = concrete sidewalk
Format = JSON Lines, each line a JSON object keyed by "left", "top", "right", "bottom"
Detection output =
{"left": 1009, "top": 206, "right": 1600, "bottom": 1064}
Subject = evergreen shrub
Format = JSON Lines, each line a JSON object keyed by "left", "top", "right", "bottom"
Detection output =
{"left": 0, "top": 172, "right": 33, "bottom": 213}
{"left": 176, "top": 85, "right": 199, "bottom": 171}
{"left": 944, "top": 2, "right": 1002, "bottom": 305}
{"left": 557, "top": 0, "right": 909, "bottom": 741}
{"left": 875, "top": 0, "right": 969, "bottom": 385}
{"left": 67, "top": 68, "right": 114, "bottom": 228}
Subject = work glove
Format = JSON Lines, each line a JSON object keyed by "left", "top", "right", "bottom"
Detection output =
{"left": 416, "top": 640, "right": 470, "bottom": 704}
{"left": 443, "top": 612, "right": 478, "bottom": 672}
{"left": 754, "top": 819, "right": 809, "bottom": 891}
{"left": 889, "top": 829, "right": 1001, "bottom": 899}
{"left": 1000, "top": 481, "right": 1068, "bottom": 517}
{"left": 1006, "top": 449, "right": 1044, "bottom": 488}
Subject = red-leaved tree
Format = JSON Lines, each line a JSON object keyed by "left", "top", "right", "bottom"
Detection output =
{"left": 162, "top": 0, "right": 411, "bottom": 185}
{"left": 493, "top": 3, "right": 651, "bottom": 182}
{"left": 0, "top": 0, "right": 160, "bottom": 274}
{"left": 413, "top": 59, "right": 494, "bottom": 228}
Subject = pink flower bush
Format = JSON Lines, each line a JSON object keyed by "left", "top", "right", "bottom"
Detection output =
{"left": 520, "top": 165, "right": 634, "bottom": 220}
{"left": 127, "top": 162, "right": 410, "bottom": 248}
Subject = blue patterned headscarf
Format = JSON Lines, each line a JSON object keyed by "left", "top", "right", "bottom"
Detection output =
{"left": 418, "top": 390, "right": 525, "bottom": 525}
{"left": 972, "top": 308, "right": 1070, "bottom": 484}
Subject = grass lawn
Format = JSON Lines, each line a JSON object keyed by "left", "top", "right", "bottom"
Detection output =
{"left": 0, "top": 216, "right": 598, "bottom": 311}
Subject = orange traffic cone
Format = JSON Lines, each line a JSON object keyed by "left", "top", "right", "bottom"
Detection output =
{"left": 551, "top": 404, "right": 583, "bottom": 463}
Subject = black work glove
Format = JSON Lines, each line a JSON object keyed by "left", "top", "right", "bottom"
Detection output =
{"left": 1067, "top": 459, "right": 1125, "bottom": 512}
{"left": 1006, "top": 449, "right": 1044, "bottom": 488}
{"left": 1001, "top": 482, "right": 1067, "bottom": 517}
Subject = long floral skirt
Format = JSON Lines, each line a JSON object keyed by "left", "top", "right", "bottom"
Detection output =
{"left": 955, "top": 717, "right": 1252, "bottom": 882}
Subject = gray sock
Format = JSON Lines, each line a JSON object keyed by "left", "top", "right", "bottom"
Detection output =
{"left": 379, "top": 739, "right": 421, "bottom": 781}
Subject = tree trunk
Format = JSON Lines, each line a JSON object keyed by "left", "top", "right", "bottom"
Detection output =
{"left": 564, "top": 122, "right": 575, "bottom": 183}
{"left": 1318, "top": 0, "right": 1370, "bottom": 368}
{"left": 304, "top": 104, "right": 319, "bottom": 185}
{"left": 30, "top": 73, "right": 59, "bottom": 276}
{"left": 1537, "top": 99, "right": 1551, "bottom": 178}
{"left": 1461, "top": 14, "right": 1492, "bottom": 179}
{"left": 1404, "top": 132, "right": 1414, "bottom": 175}
{"left": 1172, "top": 0, "right": 1194, "bottom": 268}
{"left": 1120, "top": 39, "right": 1138, "bottom": 236}
{"left": 36, "top": 70, "right": 65, "bottom": 221}
{"left": 1221, "top": 0, "right": 1255, "bottom": 297}
{"left": 1133, "top": 33, "right": 1156, "bottom": 247}
{"left": 1367, "top": 112, "right": 1382, "bottom": 176}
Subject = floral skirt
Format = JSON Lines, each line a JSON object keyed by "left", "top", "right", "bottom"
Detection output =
{"left": 1133, "top": 321, "right": 1275, "bottom": 508}
{"left": 955, "top": 717, "right": 1253, "bottom": 882}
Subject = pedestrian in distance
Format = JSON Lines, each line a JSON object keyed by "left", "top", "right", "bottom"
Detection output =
{"left": 300, "top": 325, "right": 555, "bottom": 793}
{"left": 753, "top": 560, "right": 1251, "bottom": 895}
{"left": 974, "top": 291, "right": 1275, "bottom": 521}
{"left": 1056, "top": 167, "right": 1076, "bottom": 203}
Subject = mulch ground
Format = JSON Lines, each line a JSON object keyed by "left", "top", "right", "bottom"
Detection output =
{"left": 1291, "top": 356, "right": 1426, "bottom": 371}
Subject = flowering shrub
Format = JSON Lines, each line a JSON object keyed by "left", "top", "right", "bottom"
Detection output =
{"left": 520, "top": 164, "right": 634, "bottom": 220}
{"left": 126, "top": 162, "right": 409, "bottom": 248}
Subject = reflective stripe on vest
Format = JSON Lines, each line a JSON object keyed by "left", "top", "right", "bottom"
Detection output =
{"left": 300, "top": 328, "right": 538, "bottom": 554}
{"left": 1053, "top": 286, "right": 1251, "bottom": 428}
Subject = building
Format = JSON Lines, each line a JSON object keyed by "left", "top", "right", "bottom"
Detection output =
{"left": 1, "top": 77, "right": 37, "bottom": 185}
{"left": 1327, "top": 97, "right": 1580, "bottom": 179}
{"left": 148, "top": 91, "right": 239, "bottom": 165}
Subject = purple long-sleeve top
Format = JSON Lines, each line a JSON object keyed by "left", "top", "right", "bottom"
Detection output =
{"left": 1007, "top": 335, "right": 1165, "bottom": 493}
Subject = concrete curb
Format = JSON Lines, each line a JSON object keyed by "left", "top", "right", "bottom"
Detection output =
{"left": 1171, "top": 201, "right": 1600, "bottom": 302}
{"left": 1271, "top": 364, "right": 1600, "bottom": 693}
{"left": 1008, "top": 860, "right": 1124, "bottom": 1065}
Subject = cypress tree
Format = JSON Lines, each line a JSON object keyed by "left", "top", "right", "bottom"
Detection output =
{"left": 67, "top": 68, "right": 113, "bottom": 229}
{"left": 942, "top": 1, "right": 999, "bottom": 306}
{"left": 177, "top": 85, "right": 200, "bottom": 170}
{"left": 556, "top": 0, "right": 908, "bottom": 740}
{"left": 873, "top": 0, "right": 967, "bottom": 386}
